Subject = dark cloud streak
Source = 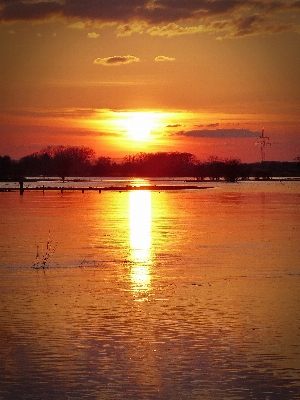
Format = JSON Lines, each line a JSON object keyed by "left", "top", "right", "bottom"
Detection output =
{"left": 0, "top": 0, "right": 299, "bottom": 38}
{"left": 62, "top": 0, "right": 148, "bottom": 22}
{"left": 176, "top": 128, "right": 260, "bottom": 138}
{"left": 1, "top": 1, "right": 62, "bottom": 21}
{"left": 167, "top": 123, "right": 182, "bottom": 128}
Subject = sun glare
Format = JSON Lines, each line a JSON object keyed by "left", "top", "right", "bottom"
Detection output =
{"left": 125, "top": 112, "right": 156, "bottom": 141}
{"left": 91, "top": 109, "right": 184, "bottom": 150}
{"left": 129, "top": 190, "right": 152, "bottom": 258}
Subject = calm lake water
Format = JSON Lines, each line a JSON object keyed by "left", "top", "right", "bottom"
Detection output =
{"left": 0, "top": 179, "right": 300, "bottom": 399}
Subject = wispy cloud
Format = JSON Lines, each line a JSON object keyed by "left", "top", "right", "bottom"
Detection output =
{"left": 148, "top": 23, "right": 205, "bottom": 37}
{"left": 93, "top": 55, "right": 140, "bottom": 66}
{"left": 176, "top": 128, "right": 260, "bottom": 138}
{"left": 154, "top": 55, "right": 175, "bottom": 62}
{"left": 1, "top": 107, "right": 99, "bottom": 120}
{"left": 67, "top": 21, "right": 86, "bottom": 29}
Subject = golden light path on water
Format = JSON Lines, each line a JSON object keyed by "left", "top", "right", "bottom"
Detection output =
{"left": 129, "top": 190, "right": 152, "bottom": 291}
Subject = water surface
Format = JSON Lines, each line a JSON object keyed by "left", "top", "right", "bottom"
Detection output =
{"left": 0, "top": 180, "right": 299, "bottom": 399}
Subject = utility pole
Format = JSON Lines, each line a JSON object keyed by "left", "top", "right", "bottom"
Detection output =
{"left": 256, "top": 128, "right": 271, "bottom": 162}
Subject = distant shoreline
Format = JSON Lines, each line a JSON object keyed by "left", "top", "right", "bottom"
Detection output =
{"left": 1, "top": 177, "right": 300, "bottom": 183}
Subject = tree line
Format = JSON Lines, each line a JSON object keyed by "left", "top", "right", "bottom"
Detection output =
{"left": 0, "top": 146, "right": 299, "bottom": 182}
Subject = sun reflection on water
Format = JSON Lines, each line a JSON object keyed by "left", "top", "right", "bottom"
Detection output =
{"left": 129, "top": 190, "right": 152, "bottom": 291}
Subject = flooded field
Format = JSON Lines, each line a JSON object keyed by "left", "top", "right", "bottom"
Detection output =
{"left": 0, "top": 180, "right": 299, "bottom": 399}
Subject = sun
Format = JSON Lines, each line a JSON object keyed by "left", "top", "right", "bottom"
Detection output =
{"left": 125, "top": 112, "right": 155, "bottom": 141}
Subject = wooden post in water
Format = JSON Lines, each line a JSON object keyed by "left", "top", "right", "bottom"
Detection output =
{"left": 19, "top": 179, "right": 24, "bottom": 195}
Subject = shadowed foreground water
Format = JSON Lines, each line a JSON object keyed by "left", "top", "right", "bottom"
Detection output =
{"left": 0, "top": 181, "right": 299, "bottom": 399}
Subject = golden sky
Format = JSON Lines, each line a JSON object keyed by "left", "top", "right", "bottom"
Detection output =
{"left": 0, "top": 0, "right": 300, "bottom": 161}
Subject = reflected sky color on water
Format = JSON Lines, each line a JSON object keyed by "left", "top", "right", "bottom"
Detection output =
{"left": 0, "top": 181, "right": 300, "bottom": 399}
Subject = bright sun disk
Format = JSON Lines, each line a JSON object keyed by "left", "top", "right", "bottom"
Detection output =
{"left": 126, "top": 112, "right": 155, "bottom": 141}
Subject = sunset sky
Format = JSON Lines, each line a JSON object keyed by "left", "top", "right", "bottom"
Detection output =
{"left": 1, "top": 0, "right": 300, "bottom": 162}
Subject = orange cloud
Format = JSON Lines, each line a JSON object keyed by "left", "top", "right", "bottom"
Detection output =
{"left": 148, "top": 23, "right": 205, "bottom": 37}
{"left": 87, "top": 32, "right": 99, "bottom": 38}
{"left": 115, "top": 23, "right": 145, "bottom": 37}
{"left": 93, "top": 55, "right": 140, "bottom": 66}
